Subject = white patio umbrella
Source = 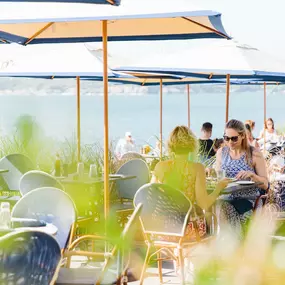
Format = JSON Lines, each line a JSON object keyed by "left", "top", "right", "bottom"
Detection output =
{"left": 0, "top": 43, "right": 121, "bottom": 162}
{"left": 0, "top": 0, "right": 230, "bottom": 218}
{"left": 115, "top": 39, "right": 285, "bottom": 123}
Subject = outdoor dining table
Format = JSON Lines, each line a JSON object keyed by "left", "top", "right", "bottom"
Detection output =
{"left": 59, "top": 173, "right": 136, "bottom": 185}
{"left": 58, "top": 174, "right": 137, "bottom": 220}
{"left": 207, "top": 179, "right": 263, "bottom": 194}
{"left": 0, "top": 218, "right": 58, "bottom": 237}
{"left": 221, "top": 181, "right": 264, "bottom": 194}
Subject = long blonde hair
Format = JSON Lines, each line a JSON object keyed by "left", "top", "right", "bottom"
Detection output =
{"left": 226, "top": 119, "right": 253, "bottom": 166}
{"left": 167, "top": 125, "right": 198, "bottom": 156}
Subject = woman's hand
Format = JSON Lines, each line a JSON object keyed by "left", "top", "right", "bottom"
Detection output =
{"left": 216, "top": 178, "right": 231, "bottom": 192}
{"left": 235, "top": 170, "right": 255, "bottom": 181}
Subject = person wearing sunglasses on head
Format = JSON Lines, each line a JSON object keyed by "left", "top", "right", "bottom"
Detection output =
{"left": 215, "top": 119, "right": 269, "bottom": 239}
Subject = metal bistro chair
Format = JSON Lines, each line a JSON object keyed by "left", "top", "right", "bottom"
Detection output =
{"left": 19, "top": 171, "right": 91, "bottom": 242}
{"left": 134, "top": 183, "right": 216, "bottom": 285}
{"left": 120, "top": 152, "right": 145, "bottom": 161}
{"left": 57, "top": 203, "right": 143, "bottom": 285}
{"left": 0, "top": 230, "right": 61, "bottom": 285}
{"left": 0, "top": 154, "right": 34, "bottom": 203}
{"left": 12, "top": 187, "right": 77, "bottom": 250}
{"left": 112, "top": 159, "right": 149, "bottom": 225}
{"left": 19, "top": 170, "right": 64, "bottom": 196}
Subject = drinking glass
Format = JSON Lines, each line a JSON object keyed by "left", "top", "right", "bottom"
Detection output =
{"left": 217, "top": 170, "right": 226, "bottom": 181}
{"left": 77, "top": 162, "right": 84, "bottom": 178}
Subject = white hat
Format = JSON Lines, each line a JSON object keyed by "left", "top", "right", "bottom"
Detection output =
{"left": 125, "top": 131, "right": 132, "bottom": 137}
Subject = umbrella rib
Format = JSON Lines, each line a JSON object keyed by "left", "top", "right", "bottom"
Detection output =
{"left": 25, "top": 22, "right": 54, "bottom": 45}
{"left": 181, "top": 17, "right": 230, "bottom": 39}
{"left": 141, "top": 78, "right": 147, "bottom": 86}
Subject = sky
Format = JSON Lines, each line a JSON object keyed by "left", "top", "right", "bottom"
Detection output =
{"left": 199, "top": 0, "right": 285, "bottom": 59}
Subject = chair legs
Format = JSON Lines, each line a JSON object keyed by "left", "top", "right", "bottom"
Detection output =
{"left": 178, "top": 248, "right": 185, "bottom": 285}
{"left": 139, "top": 244, "right": 151, "bottom": 285}
{"left": 157, "top": 251, "right": 163, "bottom": 284}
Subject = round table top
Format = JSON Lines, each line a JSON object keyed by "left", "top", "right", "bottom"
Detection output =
{"left": 15, "top": 223, "right": 58, "bottom": 236}
{"left": 0, "top": 223, "right": 58, "bottom": 237}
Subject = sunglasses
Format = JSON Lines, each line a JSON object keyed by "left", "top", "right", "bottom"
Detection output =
{"left": 223, "top": 135, "right": 239, "bottom": 142}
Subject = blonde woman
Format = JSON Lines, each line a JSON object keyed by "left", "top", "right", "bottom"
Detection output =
{"left": 151, "top": 125, "right": 229, "bottom": 240}
{"left": 216, "top": 119, "right": 269, "bottom": 238}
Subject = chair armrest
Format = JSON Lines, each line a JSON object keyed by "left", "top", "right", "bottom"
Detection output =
{"left": 67, "top": 234, "right": 114, "bottom": 251}
{"left": 253, "top": 194, "right": 268, "bottom": 211}
{"left": 76, "top": 217, "right": 93, "bottom": 224}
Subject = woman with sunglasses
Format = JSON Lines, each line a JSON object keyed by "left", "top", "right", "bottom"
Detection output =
{"left": 215, "top": 119, "right": 269, "bottom": 239}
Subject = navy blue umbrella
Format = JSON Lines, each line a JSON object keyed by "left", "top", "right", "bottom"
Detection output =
{"left": 0, "top": 0, "right": 120, "bottom": 5}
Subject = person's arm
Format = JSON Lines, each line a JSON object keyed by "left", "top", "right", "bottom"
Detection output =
{"left": 257, "top": 130, "right": 264, "bottom": 140}
{"left": 251, "top": 150, "right": 269, "bottom": 190}
{"left": 195, "top": 163, "right": 229, "bottom": 210}
{"left": 214, "top": 147, "right": 223, "bottom": 172}
{"left": 236, "top": 149, "right": 269, "bottom": 190}
{"left": 150, "top": 161, "right": 164, "bottom": 183}
{"left": 115, "top": 140, "right": 122, "bottom": 159}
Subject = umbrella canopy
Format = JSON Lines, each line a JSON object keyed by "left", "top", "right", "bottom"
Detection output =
{"left": 0, "top": 0, "right": 120, "bottom": 5}
{"left": 0, "top": 0, "right": 230, "bottom": 45}
{"left": 114, "top": 40, "right": 285, "bottom": 81}
{"left": 0, "top": 43, "right": 119, "bottom": 78}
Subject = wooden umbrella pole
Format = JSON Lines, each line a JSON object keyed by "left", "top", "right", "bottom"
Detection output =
{"left": 160, "top": 79, "right": 163, "bottom": 160}
{"left": 187, "top": 84, "right": 190, "bottom": 128}
{"left": 225, "top": 74, "right": 230, "bottom": 123}
{"left": 76, "top": 76, "right": 81, "bottom": 162}
{"left": 263, "top": 82, "right": 267, "bottom": 154}
{"left": 102, "top": 20, "right": 109, "bottom": 220}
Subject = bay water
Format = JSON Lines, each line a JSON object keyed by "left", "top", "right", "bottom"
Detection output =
{"left": 1, "top": 91, "right": 284, "bottom": 147}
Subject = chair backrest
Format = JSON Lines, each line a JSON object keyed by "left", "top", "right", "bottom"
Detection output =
{"left": 116, "top": 159, "right": 149, "bottom": 200}
{"left": 0, "top": 153, "right": 34, "bottom": 191}
{"left": 0, "top": 230, "right": 61, "bottom": 285}
{"left": 19, "top": 170, "right": 64, "bottom": 196}
{"left": 12, "top": 187, "right": 77, "bottom": 249}
{"left": 134, "top": 183, "right": 192, "bottom": 237}
{"left": 120, "top": 151, "right": 145, "bottom": 161}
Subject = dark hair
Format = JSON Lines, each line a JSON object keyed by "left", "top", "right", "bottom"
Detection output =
{"left": 245, "top": 123, "right": 251, "bottom": 132}
{"left": 245, "top": 120, "right": 255, "bottom": 129}
{"left": 265, "top": 118, "right": 275, "bottom": 130}
{"left": 214, "top": 138, "right": 224, "bottom": 149}
{"left": 201, "top": 122, "right": 213, "bottom": 132}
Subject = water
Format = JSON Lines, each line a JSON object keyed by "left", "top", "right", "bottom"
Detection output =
{"left": 0, "top": 91, "right": 284, "bottom": 146}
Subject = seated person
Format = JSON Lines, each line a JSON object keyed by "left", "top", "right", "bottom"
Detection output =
{"left": 198, "top": 122, "right": 216, "bottom": 162}
{"left": 216, "top": 119, "right": 269, "bottom": 239}
{"left": 245, "top": 123, "right": 259, "bottom": 149}
{"left": 258, "top": 118, "right": 279, "bottom": 148}
{"left": 151, "top": 125, "right": 229, "bottom": 241}
{"left": 115, "top": 131, "right": 135, "bottom": 159}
